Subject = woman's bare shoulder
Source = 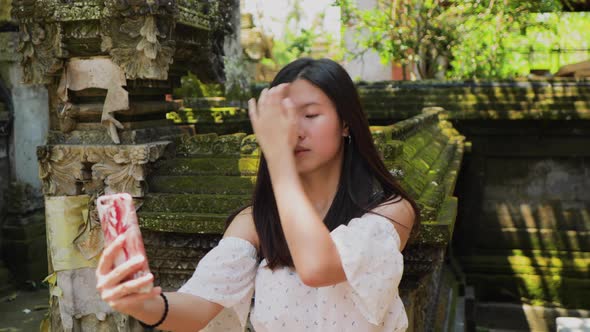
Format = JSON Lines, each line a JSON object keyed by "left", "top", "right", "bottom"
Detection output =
{"left": 223, "top": 206, "right": 260, "bottom": 251}
{"left": 371, "top": 197, "right": 415, "bottom": 228}
{"left": 370, "top": 197, "right": 415, "bottom": 249}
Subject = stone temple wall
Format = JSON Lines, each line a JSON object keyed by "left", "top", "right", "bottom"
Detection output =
{"left": 452, "top": 118, "right": 590, "bottom": 310}
{"left": 357, "top": 79, "right": 590, "bottom": 122}
{"left": 353, "top": 79, "right": 590, "bottom": 328}
{"left": 169, "top": 79, "right": 590, "bottom": 134}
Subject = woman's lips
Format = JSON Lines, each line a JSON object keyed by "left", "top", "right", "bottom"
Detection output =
{"left": 294, "top": 149, "right": 310, "bottom": 156}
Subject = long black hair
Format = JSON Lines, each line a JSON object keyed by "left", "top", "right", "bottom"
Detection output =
{"left": 227, "top": 58, "right": 420, "bottom": 269}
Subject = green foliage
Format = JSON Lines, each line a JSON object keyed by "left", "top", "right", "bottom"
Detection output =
{"left": 173, "top": 53, "right": 253, "bottom": 101}
{"left": 337, "top": 0, "right": 573, "bottom": 79}
{"left": 261, "top": 0, "right": 343, "bottom": 71}
{"left": 173, "top": 72, "right": 224, "bottom": 98}
{"left": 499, "top": 12, "right": 590, "bottom": 76}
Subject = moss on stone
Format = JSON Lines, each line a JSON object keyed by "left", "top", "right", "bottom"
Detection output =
{"left": 141, "top": 193, "right": 250, "bottom": 213}
{"left": 152, "top": 157, "right": 259, "bottom": 176}
{"left": 413, "top": 197, "right": 457, "bottom": 245}
{"left": 459, "top": 254, "right": 590, "bottom": 277}
{"left": 379, "top": 140, "right": 404, "bottom": 160}
{"left": 138, "top": 212, "right": 226, "bottom": 234}
{"left": 473, "top": 229, "right": 590, "bottom": 251}
{"left": 167, "top": 107, "right": 249, "bottom": 125}
{"left": 175, "top": 133, "right": 247, "bottom": 156}
{"left": 0, "top": 0, "right": 12, "bottom": 23}
{"left": 148, "top": 175, "right": 256, "bottom": 194}
{"left": 467, "top": 273, "right": 590, "bottom": 308}
{"left": 150, "top": 107, "right": 466, "bottom": 251}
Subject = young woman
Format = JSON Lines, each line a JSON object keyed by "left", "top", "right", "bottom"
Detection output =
{"left": 96, "top": 58, "right": 419, "bottom": 331}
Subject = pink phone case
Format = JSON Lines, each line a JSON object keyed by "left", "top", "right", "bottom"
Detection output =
{"left": 97, "top": 193, "right": 153, "bottom": 293}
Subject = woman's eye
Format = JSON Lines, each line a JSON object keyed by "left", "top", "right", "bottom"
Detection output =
{"left": 305, "top": 114, "right": 319, "bottom": 119}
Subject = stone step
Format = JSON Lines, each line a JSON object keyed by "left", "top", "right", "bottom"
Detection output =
{"left": 474, "top": 302, "right": 590, "bottom": 332}
{"left": 141, "top": 230, "right": 221, "bottom": 291}
{"left": 360, "top": 92, "right": 589, "bottom": 100}
{"left": 141, "top": 193, "right": 250, "bottom": 214}
{"left": 147, "top": 175, "right": 256, "bottom": 194}
{"left": 357, "top": 85, "right": 590, "bottom": 95}
{"left": 361, "top": 96, "right": 590, "bottom": 106}
{"left": 362, "top": 102, "right": 590, "bottom": 112}
{"left": 171, "top": 133, "right": 249, "bottom": 157}
{"left": 360, "top": 93, "right": 590, "bottom": 103}
{"left": 461, "top": 249, "right": 590, "bottom": 260}
{"left": 471, "top": 228, "right": 590, "bottom": 251}
{"left": 151, "top": 157, "right": 259, "bottom": 176}
{"left": 447, "top": 109, "right": 590, "bottom": 120}
{"left": 466, "top": 273, "right": 590, "bottom": 308}
{"left": 458, "top": 254, "right": 590, "bottom": 278}
{"left": 167, "top": 107, "right": 249, "bottom": 122}
{"left": 138, "top": 212, "right": 227, "bottom": 234}
{"left": 479, "top": 201, "right": 590, "bottom": 231}
{"left": 359, "top": 92, "right": 590, "bottom": 102}
{"left": 0, "top": 263, "right": 15, "bottom": 296}
{"left": 364, "top": 109, "right": 590, "bottom": 121}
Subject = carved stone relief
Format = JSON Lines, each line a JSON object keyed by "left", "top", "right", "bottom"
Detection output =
{"left": 102, "top": 15, "right": 176, "bottom": 80}
{"left": 37, "top": 142, "right": 170, "bottom": 198}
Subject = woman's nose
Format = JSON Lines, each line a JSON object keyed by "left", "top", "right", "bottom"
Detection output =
{"left": 296, "top": 117, "right": 306, "bottom": 140}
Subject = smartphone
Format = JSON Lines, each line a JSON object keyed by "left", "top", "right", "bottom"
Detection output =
{"left": 97, "top": 193, "right": 153, "bottom": 293}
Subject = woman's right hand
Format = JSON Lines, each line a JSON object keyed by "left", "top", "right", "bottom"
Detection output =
{"left": 95, "top": 234, "right": 162, "bottom": 317}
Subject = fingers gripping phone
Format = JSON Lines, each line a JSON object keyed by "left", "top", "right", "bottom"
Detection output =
{"left": 97, "top": 193, "right": 153, "bottom": 293}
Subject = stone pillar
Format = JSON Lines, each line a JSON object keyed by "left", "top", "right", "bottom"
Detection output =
{"left": 0, "top": 0, "right": 48, "bottom": 294}
{"left": 12, "top": 1, "right": 238, "bottom": 330}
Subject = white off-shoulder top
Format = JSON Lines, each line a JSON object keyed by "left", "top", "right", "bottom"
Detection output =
{"left": 178, "top": 213, "right": 408, "bottom": 331}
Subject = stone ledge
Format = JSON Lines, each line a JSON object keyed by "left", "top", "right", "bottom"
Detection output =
{"left": 471, "top": 228, "right": 590, "bottom": 251}
{"left": 37, "top": 141, "right": 171, "bottom": 197}
{"left": 467, "top": 273, "right": 590, "bottom": 308}
{"left": 147, "top": 175, "right": 256, "bottom": 194}
{"left": 141, "top": 193, "right": 250, "bottom": 213}
{"left": 138, "top": 212, "right": 227, "bottom": 234}
{"left": 151, "top": 156, "right": 259, "bottom": 176}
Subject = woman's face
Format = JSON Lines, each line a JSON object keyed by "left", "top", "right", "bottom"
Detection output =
{"left": 286, "top": 79, "right": 349, "bottom": 174}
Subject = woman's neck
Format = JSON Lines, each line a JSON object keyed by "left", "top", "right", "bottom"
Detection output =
{"left": 299, "top": 156, "right": 343, "bottom": 219}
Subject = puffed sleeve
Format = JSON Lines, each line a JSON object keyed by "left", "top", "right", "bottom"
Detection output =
{"left": 178, "top": 236, "right": 258, "bottom": 330}
{"left": 330, "top": 213, "right": 404, "bottom": 325}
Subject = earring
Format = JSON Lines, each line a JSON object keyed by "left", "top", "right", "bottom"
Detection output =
{"left": 346, "top": 135, "right": 352, "bottom": 144}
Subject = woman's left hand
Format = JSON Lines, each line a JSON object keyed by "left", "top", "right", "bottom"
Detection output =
{"left": 248, "top": 83, "right": 298, "bottom": 161}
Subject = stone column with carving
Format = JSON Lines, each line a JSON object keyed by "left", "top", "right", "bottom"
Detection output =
{"left": 12, "top": 1, "right": 237, "bottom": 330}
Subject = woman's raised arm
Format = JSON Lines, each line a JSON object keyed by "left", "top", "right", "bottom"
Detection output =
{"left": 96, "top": 208, "right": 259, "bottom": 332}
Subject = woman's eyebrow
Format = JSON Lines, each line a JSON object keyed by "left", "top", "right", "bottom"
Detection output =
{"left": 298, "top": 101, "right": 320, "bottom": 109}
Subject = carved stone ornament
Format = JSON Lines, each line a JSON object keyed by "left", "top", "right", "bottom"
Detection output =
{"left": 101, "top": 13, "right": 176, "bottom": 80}
{"left": 37, "top": 145, "right": 85, "bottom": 196}
{"left": 17, "top": 22, "right": 65, "bottom": 84}
{"left": 13, "top": 0, "right": 234, "bottom": 85}
{"left": 37, "top": 142, "right": 170, "bottom": 198}
{"left": 12, "top": 0, "right": 65, "bottom": 84}
{"left": 87, "top": 142, "right": 170, "bottom": 197}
